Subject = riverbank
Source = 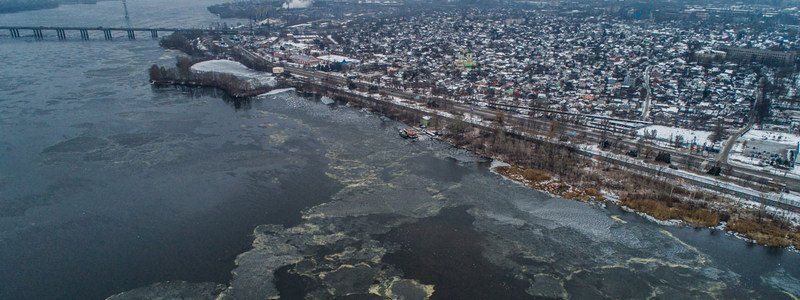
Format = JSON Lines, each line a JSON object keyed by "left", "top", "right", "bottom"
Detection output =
{"left": 492, "top": 163, "right": 799, "bottom": 249}
{"left": 303, "top": 84, "right": 800, "bottom": 249}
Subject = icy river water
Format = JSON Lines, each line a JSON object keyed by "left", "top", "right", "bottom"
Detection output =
{"left": 1, "top": 1, "right": 800, "bottom": 299}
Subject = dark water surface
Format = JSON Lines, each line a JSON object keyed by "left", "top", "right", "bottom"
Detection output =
{"left": 1, "top": 1, "right": 800, "bottom": 299}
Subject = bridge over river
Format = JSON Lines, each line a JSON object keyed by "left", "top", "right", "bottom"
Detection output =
{"left": 0, "top": 26, "right": 243, "bottom": 40}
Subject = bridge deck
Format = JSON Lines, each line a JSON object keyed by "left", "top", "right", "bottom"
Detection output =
{"left": 0, "top": 26, "right": 244, "bottom": 33}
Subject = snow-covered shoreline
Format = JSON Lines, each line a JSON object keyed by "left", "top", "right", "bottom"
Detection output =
{"left": 259, "top": 88, "right": 296, "bottom": 96}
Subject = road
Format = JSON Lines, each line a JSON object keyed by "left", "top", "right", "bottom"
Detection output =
{"left": 641, "top": 65, "right": 653, "bottom": 120}
{"left": 718, "top": 122, "right": 753, "bottom": 164}
{"left": 717, "top": 82, "right": 763, "bottom": 163}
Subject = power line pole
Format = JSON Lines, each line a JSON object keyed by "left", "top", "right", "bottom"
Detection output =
{"left": 122, "top": 0, "right": 131, "bottom": 28}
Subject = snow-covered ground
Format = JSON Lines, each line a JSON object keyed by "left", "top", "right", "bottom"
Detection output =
{"left": 741, "top": 129, "right": 800, "bottom": 147}
{"left": 728, "top": 152, "right": 800, "bottom": 178}
{"left": 317, "top": 55, "right": 360, "bottom": 64}
{"left": 729, "top": 153, "right": 767, "bottom": 167}
{"left": 729, "top": 128, "right": 800, "bottom": 176}
{"left": 190, "top": 60, "right": 276, "bottom": 87}
{"left": 637, "top": 125, "right": 713, "bottom": 145}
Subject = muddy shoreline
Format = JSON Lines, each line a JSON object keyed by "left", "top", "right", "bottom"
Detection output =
{"left": 491, "top": 164, "right": 799, "bottom": 249}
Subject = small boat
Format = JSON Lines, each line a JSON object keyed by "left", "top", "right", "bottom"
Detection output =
{"left": 399, "top": 128, "right": 418, "bottom": 139}
{"left": 321, "top": 96, "right": 335, "bottom": 105}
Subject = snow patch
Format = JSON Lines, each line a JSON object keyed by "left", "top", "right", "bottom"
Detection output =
{"left": 317, "top": 55, "right": 361, "bottom": 64}
{"left": 741, "top": 129, "right": 800, "bottom": 147}
{"left": 283, "top": 0, "right": 312, "bottom": 9}
{"left": 490, "top": 159, "right": 510, "bottom": 170}
{"left": 260, "top": 88, "right": 296, "bottom": 96}
{"left": 191, "top": 60, "right": 276, "bottom": 87}
{"left": 637, "top": 125, "right": 713, "bottom": 144}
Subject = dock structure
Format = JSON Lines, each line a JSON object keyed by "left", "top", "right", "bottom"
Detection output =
{"left": 1, "top": 26, "right": 242, "bottom": 41}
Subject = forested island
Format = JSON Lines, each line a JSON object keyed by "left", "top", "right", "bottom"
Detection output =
{"left": 0, "top": 0, "right": 98, "bottom": 14}
{"left": 207, "top": 0, "right": 282, "bottom": 19}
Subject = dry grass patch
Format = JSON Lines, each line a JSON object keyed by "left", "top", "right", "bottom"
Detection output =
{"left": 563, "top": 188, "right": 605, "bottom": 202}
{"left": 522, "top": 168, "right": 551, "bottom": 182}
{"left": 727, "top": 217, "right": 799, "bottom": 248}
{"left": 497, "top": 166, "right": 605, "bottom": 202}
{"left": 620, "top": 193, "right": 720, "bottom": 227}
{"left": 496, "top": 166, "right": 552, "bottom": 184}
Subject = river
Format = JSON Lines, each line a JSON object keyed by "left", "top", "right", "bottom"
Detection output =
{"left": 1, "top": 1, "right": 799, "bottom": 299}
